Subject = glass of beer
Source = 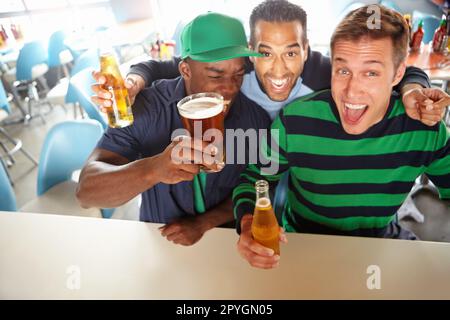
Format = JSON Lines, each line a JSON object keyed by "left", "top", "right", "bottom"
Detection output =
{"left": 176, "top": 92, "right": 225, "bottom": 172}
{"left": 99, "top": 52, "right": 134, "bottom": 128}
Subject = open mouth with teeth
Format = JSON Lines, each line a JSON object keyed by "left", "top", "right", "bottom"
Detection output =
{"left": 267, "top": 78, "right": 290, "bottom": 93}
{"left": 343, "top": 102, "right": 368, "bottom": 125}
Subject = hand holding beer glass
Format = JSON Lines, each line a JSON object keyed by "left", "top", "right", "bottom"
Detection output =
{"left": 176, "top": 92, "right": 225, "bottom": 173}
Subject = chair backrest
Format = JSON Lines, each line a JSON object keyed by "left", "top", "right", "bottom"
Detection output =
{"left": 336, "top": 2, "right": 365, "bottom": 25}
{"left": 0, "top": 81, "right": 11, "bottom": 114}
{"left": 0, "top": 161, "right": 17, "bottom": 211}
{"left": 171, "top": 21, "right": 187, "bottom": 56}
{"left": 273, "top": 172, "right": 288, "bottom": 224}
{"left": 379, "top": 0, "right": 401, "bottom": 12}
{"left": 70, "top": 68, "right": 108, "bottom": 129}
{"left": 37, "top": 119, "right": 104, "bottom": 196}
{"left": 16, "top": 41, "right": 48, "bottom": 81}
{"left": 412, "top": 11, "right": 441, "bottom": 44}
{"left": 48, "top": 30, "right": 70, "bottom": 67}
{"left": 65, "top": 49, "right": 100, "bottom": 104}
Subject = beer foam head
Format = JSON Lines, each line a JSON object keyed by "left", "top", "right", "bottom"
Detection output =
{"left": 177, "top": 97, "right": 223, "bottom": 119}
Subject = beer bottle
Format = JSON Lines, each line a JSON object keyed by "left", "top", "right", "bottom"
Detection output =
{"left": 99, "top": 42, "right": 134, "bottom": 128}
{"left": 251, "top": 180, "right": 280, "bottom": 255}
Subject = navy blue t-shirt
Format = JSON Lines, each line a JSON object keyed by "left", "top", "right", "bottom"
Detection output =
{"left": 96, "top": 77, "right": 271, "bottom": 223}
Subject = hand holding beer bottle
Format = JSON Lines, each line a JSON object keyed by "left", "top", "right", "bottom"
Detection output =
{"left": 91, "top": 71, "right": 145, "bottom": 110}
{"left": 98, "top": 43, "right": 135, "bottom": 128}
{"left": 237, "top": 180, "right": 287, "bottom": 269}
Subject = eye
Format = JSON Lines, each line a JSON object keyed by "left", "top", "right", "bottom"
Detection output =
{"left": 259, "top": 51, "right": 272, "bottom": 58}
{"left": 367, "top": 71, "right": 378, "bottom": 77}
{"left": 337, "top": 68, "right": 349, "bottom": 75}
{"left": 286, "top": 51, "right": 298, "bottom": 58}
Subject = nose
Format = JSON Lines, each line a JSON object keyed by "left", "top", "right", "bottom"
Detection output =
{"left": 271, "top": 55, "right": 289, "bottom": 77}
{"left": 344, "top": 74, "right": 364, "bottom": 99}
{"left": 216, "top": 77, "right": 240, "bottom": 101}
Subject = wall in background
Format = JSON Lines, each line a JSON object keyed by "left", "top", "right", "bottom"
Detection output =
{"left": 110, "top": 0, "right": 153, "bottom": 23}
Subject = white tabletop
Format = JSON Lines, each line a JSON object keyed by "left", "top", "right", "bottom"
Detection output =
{"left": 1, "top": 211, "right": 450, "bottom": 299}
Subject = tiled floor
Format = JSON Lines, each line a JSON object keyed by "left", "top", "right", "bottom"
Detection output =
{"left": 1, "top": 101, "right": 449, "bottom": 241}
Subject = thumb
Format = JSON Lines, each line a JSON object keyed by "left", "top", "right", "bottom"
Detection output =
{"left": 406, "top": 90, "right": 430, "bottom": 106}
{"left": 125, "top": 77, "right": 136, "bottom": 89}
{"left": 431, "top": 96, "right": 450, "bottom": 111}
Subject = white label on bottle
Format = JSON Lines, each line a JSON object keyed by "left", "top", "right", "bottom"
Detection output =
{"left": 108, "top": 86, "right": 120, "bottom": 121}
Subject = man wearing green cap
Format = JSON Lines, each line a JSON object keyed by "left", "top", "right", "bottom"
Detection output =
{"left": 77, "top": 12, "right": 272, "bottom": 246}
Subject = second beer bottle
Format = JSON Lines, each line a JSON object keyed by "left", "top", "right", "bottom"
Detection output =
{"left": 99, "top": 41, "right": 134, "bottom": 128}
{"left": 251, "top": 180, "right": 280, "bottom": 255}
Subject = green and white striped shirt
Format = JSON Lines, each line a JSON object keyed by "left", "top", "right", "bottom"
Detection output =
{"left": 233, "top": 90, "right": 450, "bottom": 237}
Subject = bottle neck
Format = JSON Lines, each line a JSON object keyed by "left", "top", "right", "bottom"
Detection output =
{"left": 255, "top": 180, "right": 271, "bottom": 207}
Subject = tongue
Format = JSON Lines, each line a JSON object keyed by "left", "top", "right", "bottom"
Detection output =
{"left": 346, "top": 107, "right": 366, "bottom": 122}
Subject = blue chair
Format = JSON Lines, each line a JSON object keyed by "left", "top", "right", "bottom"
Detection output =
{"left": 3, "top": 41, "right": 51, "bottom": 123}
{"left": 337, "top": 2, "right": 366, "bottom": 22}
{"left": 379, "top": 0, "right": 401, "bottom": 12}
{"left": 48, "top": 30, "right": 73, "bottom": 79}
{"left": 0, "top": 160, "right": 16, "bottom": 212}
{"left": 273, "top": 172, "right": 289, "bottom": 224}
{"left": 15, "top": 41, "right": 48, "bottom": 82}
{"left": 70, "top": 67, "right": 108, "bottom": 129}
{"left": 171, "top": 21, "right": 187, "bottom": 56}
{"left": 0, "top": 81, "right": 38, "bottom": 170}
{"left": 412, "top": 11, "right": 441, "bottom": 44}
{"left": 35, "top": 119, "right": 113, "bottom": 218}
{"left": 47, "top": 48, "right": 99, "bottom": 117}
{"left": 65, "top": 49, "right": 99, "bottom": 105}
{"left": 37, "top": 119, "right": 103, "bottom": 196}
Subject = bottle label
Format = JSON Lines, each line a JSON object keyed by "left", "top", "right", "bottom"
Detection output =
{"left": 108, "top": 86, "right": 120, "bottom": 121}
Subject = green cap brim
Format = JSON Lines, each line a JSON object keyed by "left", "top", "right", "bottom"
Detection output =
{"left": 184, "top": 46, "right": 263, "bottom": 62}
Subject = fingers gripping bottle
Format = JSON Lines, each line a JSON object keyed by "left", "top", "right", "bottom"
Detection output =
{"left": 99, "top": 45, "right": 134, "bottom": 128}
{"left": 251, "top": 180, "right": 280, "bottom": 255}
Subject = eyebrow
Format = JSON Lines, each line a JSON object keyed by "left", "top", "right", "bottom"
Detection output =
{"left": 205, "top": 66, "right": 246, "bottom": 74}
{"left": 258, "top": 43, "right": 301, "bottom": 50}
{"left": 205, "top": 67, "right": 224, "bottom": 74}
{"left": 334, "top": 57, "right": 384, "bottom": 65}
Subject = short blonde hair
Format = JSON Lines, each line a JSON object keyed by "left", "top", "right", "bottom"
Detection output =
{"left": 331, "top": 4, "right": 409, "bottom": 69}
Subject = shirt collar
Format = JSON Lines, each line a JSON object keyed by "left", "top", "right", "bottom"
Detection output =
{"left": 168, "top": 76, "right": 187, "bottom": 105}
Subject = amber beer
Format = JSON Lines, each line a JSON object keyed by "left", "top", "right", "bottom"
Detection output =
{"left": 99, "top": 53, "right": 134, "bottom": 128}
{"left": 176, "top": 93, "right": 225, "bottom": 171}
{"left": 251, "top": 180, "right": 280, "bottom": 255}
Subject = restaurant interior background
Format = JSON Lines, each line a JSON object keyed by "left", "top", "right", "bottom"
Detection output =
{"left": 0, "top": 0, "right": 449, "bottom": 241}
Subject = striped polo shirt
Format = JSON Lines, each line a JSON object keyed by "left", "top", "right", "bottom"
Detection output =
{"left": 233, "top": 90, "right": 450, "bottom": 237}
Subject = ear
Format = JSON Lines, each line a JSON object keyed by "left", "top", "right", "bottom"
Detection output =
{"left": 302, "top": 39, "right": 309, "bottom": 62}
{"left": 392, "top": 60, "right": 407, "bottom": 87}
{"left": 178, "top": 60, "right": 191, "bottom": 80}
{"left": 248, "top": 44, "right": 256, "bottom": 64}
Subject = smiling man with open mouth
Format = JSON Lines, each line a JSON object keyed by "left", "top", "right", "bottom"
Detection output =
{"left": 331, "top": 34, "right": 405, "bottom": 135}
{"left": 233, "top": 4, "right": 450, "bottom": 269}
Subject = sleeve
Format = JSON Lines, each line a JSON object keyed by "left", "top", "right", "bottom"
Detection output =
{"left": 128, "top": 57, "right": 182, "bottom": 87}
{"left": 424, "top": 123, "right": 450, "bottom": 202}
{"left": 232, "top": 110, "right": 291, "bottom": 233}
{"left": 395, "top": 66, "right": 431, "bottom": 92}
{"left": 96, "top": 92, "right": 158, "bottom": 161}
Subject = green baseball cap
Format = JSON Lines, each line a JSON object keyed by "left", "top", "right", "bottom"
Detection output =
{"left": 181, "top": 12, "right": 262, "bottom": 62}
